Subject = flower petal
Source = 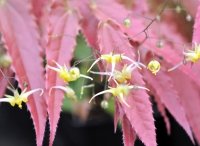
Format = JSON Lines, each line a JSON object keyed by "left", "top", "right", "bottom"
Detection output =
{"left": 23, "top": 88, "right": 44, "bottom": 98}
{"left": 87, "top": 58, "right": 101, "bottom": 72}
{"left": 89, "top": 89, "right": 113, "bottom": 103}
{"left": 80, "top": 74, "right": 93, "bottom": 80}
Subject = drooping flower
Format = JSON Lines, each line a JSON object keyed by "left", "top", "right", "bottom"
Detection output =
{"left": 89, "top": 84, "right": 149, "bottom": 107}
{"left": 47, "top": 60, "right": 93, "bottom": 82}
{"left": 87, "top": 52, "right": 140, "bottom": 81}
{"left": 90, "top": 64, "right": 137, "bottom": 83}
{"left": 49, "top": 86, "right": 77, "bottom": 101}
{"left": 0, "top": 86, "right": 43, "bottom": 109}
{"left": 168, "top": 42, "right": 200, "bottom": 72}
{"left": 183, "top": 42, "right": 200, "bottom": 63}
{"left": 147, "top": 60, "right": 161, "bottom": 75}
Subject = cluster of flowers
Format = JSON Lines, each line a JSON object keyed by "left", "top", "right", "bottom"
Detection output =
{"left": 0, "top": 41, "right": 199, "bottom": 109}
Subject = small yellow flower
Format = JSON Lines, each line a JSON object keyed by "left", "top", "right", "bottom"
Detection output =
{"left": 168, "top": 43, "right": 200, "bottom": 72}
{"left": 0, "top": 86, "right": 43, "bottom": 109}
{"left": 89, "top": 84, "right": 149, "bottom": 107}
{"left": 90, "top": 64, "right": 135, "bottom": 83}
{"left": 49, "top": 86, "right": 77, "bottom": 101}
{"left": 183, "top": 42, "right": 200, "bottom": 63}
{"left": 113, "top": 64, "right": 136, "bottom": 83}
{"left": 147, "top": 60, "right": 161, "bottom": 75}
{"left": 87, "top": 52, "right": 140, "bottom": 81}
{"left": 47, "top": 60, "right": 93, "bottom": 82}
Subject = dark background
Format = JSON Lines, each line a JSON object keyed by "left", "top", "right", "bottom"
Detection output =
{"left": 0, "top": 96, "right": 197, "bottom": 146}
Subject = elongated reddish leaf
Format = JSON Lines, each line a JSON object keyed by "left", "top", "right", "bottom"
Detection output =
{"left": 166, "top": 64, "right": 200, "bottom": 145}
{"left": 98, "top": 19, "right": 156, "bottom": 146}
{"left": 0, "top": 1, "right": 46, "bottom": 146}
{"left": 143, "top": 55, "right": 193, "bottom": 142}
{"left": 77, "top": 0, "right": 99, "bottom": 49}
{"left": 122, "top": 114, "right": 136, "bottom": 146}
{"left": 182, "top": 0, "right": 198, "bottom": 18}
{"left": 76, "top": 0, "right": 106, "bottom": 74}
{"left": 46, "top": 1, "right": 80, "bottom": 145}
{"left": 31, "top": 0, "right": 51, "bottom": 21}
{"left": 153, "top": 90, "right": 170, "bottom": 135}
{"left": 140, "top": 30, "right": 200, "bottom": 144}
{"left": 114, "top": 100, "right": 120, "bottom": 133}
{"left": 114, "top": 100, "right": 125, "bottom": 133}
{"left": 31, "top": 0, "right": 51, "bottom": 51}
{"left": 88, "top": 0, "right": 145, "bottom": 40}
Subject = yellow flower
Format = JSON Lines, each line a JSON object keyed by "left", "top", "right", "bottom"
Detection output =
{"left": 47, "top": 60, "right": 93, "bottom": 82}
{"left": 49, "top": 86, "right": 77, "bottom": 101}
{"left": 183, "top": 42, "right": 200, "bottom": 63}
{"left": 168, "top": 42, "right": 200, "bottom": 72}
{"left": 1, "top": 86, "right": 43, "bottom": 109}
{"left": 113, "top": 64, "right": 136, "bottom": 83}
{"left": 87, "top": 52, "right": 140, "bottom": 81}
{"left": 147, "top": 60, "right": 161, "bottom": 75}
{"left": 90, "top": 64, "right": 137, "bottom": 83}
{"left": 89, "top": 84, "right": 149, "bottom": 107}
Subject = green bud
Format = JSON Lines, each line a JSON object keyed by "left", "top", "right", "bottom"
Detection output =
{"left": 123, "top": 18, "right": 131, "bottom": 27}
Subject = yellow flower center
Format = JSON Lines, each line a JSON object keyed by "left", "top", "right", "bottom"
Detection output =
{"left": 101, "top": 53, "right": 122, "bottom": 63}
{"left": 69, "top": 67, "right": 80, "bottom": 81}
{"left": 147, "top": 60, "right": 161, "bottom": 75}
{"left": 111, "top": 84, "right": 130, "bottom": 97}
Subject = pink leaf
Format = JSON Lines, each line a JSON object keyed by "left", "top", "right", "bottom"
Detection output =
{"left": 153, "top": 90, "right": 171, "bottom": 135}
{"left": 89, "top": 0, "right": 145, "bottom": 39}
{"left": 97, "top": 19, "right": 156, "bottom": 146}
{"left": 77, "top": 0, "right": 99, "bottom": 49}
{"left": 46, "top": 1, "right": 80, "bottom": 145}
{"left": 141, "top": 31, "right": 200, "bottom": 144}
{"left": 114, "top": 100, "right": 120, "bottom": 133}
{"left": 167, "top": 64, "right": 200, "bottom": 145}
{"left": 76, "top": 0, "right": 106, "bottom": 74}
{"left": 181, "top": 0, "right": 199, "bottom": 18}
{"left": 122, "top": 114, "right": 136, "bottom": 146}
{"left": 0, "top": 1, "right": 46, "bottom": 146}
{"left": 31, "top": 0, "right": 51, "bottom": 21}
{"left": 143, "top": 55, "right": 193, "bottom": 141}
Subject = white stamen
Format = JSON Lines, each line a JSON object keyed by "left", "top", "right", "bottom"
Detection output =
{"left": 89, "top": 89, "right": 113, "bottom": 103}
{"left": 119, "top": 93, "right": 130, "bottom": 107}
{"left": 168, "top": 62, "right": 183, "bottom": 72}
{"left": 52, "top": 60, "right": 63, "bottom": 70}
{"left": 87, "top": 58, "right": 101, "bottom": 72}
{"left": 23, "top": 88, "right": 44, "bottom": 97}
{"left": 80, "top": 74, "right": 93, "bottom": 80}
{"left": 90, "top": 71, "right": 111, "bottom": 76}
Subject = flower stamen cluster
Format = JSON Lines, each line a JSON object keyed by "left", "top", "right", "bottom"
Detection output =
{"left": 87, "top": 52, "right": 142, "bottom": 81}
{"left": 47, "top": 60, "right": 93, "bottom": 82}
{"left": 88, "top": 52, "right": 149, "bottom": 107}
{"left": 1, "top": 86, "right": 43, "bottom": 109}
{"left": 147, "top": 60, "right": 161, "bottom": 75}
{"left": 49, "top": 86, "right": 77, "bottom": 101}
{"left": 168, "top": 42, "right": 200, "bottom": 72}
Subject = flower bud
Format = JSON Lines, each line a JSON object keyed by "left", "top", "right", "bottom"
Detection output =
{"left": 156, "top": 41, "right": 164, "bottom": 48}
{"left": 123, "top": 18, "right": 131, "bottom": 27}
{"left": 101, "top": 100, "right": 108, "bottom": 109}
